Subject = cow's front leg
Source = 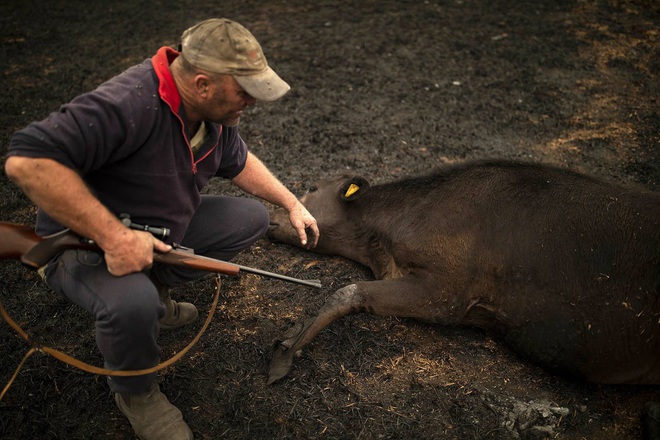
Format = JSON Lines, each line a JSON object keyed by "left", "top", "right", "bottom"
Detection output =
{"left": 268, "top": 283, "right": 363, "bottom": 384}
{"left": 268, "top": 276, "right": 441, "bottom": 384}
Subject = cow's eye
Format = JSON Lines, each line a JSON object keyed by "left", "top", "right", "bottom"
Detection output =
{"left": 309, "top": 185, "right": 318, "bottom": 193}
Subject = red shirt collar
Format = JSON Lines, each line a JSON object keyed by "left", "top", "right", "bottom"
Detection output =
{"left": 152, "top": 46, "right": 181, "bottom": 112}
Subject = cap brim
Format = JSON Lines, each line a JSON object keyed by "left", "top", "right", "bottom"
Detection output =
{"left": 234, "top": 67, "right": 290, "bottom": 102}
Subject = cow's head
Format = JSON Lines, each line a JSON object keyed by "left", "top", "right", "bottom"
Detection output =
{"left": 268, "top": 175, "right": 370, "bottom": 255}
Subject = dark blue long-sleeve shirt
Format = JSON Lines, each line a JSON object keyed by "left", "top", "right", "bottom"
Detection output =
{"left": 8, "top": 47, "right": 248, "bottom": 244}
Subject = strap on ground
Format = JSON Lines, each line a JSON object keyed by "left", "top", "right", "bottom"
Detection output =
{"left": 0, "top": 275, "right": 222, "bottom": 400}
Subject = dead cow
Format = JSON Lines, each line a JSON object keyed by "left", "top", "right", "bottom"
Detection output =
{"left": 267, "top": 160, "right": 660, "bottom": 387}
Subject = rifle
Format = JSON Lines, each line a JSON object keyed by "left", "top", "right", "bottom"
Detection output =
{"left": 0, "top": 220, "right": 322, "bottom": 289}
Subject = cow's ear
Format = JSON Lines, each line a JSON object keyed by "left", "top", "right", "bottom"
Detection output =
{"left": 340, "top": 177, "right": 370, "bottom": 201}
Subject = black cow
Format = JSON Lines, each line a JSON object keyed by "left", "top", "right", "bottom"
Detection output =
{"left": 267, "top": 160, "right": 660, "bottom": 388}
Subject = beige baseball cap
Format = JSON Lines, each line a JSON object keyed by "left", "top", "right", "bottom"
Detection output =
{"left": 180, "top": 18, "right": 290, "bottom": 101}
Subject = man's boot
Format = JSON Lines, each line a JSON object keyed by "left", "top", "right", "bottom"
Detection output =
{"left": 115, "top": 381, "right": 193, "bottom": 440}
{"left": 150, "top": 274, "right": 198, "bottom": 329}
{"left": 158, "top": 287, "right": 198, "bottom": 329}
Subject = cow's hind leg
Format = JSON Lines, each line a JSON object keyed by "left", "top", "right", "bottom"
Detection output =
{"left": 268, "top": 276, "right": 436, "bottom": 384}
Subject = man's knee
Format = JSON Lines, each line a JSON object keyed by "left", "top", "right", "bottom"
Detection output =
{"left": 103, "top": 278, "right": 164, "bottom": 327}
{"left": 44, "top": 251, "right": 162, "bottom": 322}
{"left": 246, "top": 199, "right": 270, "bottom": 238}
{"left": 201, "top": 197, "right": 269, "bottom": 250}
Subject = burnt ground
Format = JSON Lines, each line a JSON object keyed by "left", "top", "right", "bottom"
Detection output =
{"left": 1, "top": 0, "right": 659, "bottom": 439}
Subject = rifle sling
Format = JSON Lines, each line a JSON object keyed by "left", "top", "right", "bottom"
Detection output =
{"left": 0, "top": 275, "right": 222, "bottom": 400}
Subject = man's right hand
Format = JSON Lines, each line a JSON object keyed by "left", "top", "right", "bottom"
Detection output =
{"left": 5, "top": 157, "right": 173, "bottom": 276}
{"left": 103, "top": 229, "right": 172, "bottom": 276}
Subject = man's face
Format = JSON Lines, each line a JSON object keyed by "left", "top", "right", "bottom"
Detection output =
{"left": 205, "top": 75, "right": 257, "bottom": 126}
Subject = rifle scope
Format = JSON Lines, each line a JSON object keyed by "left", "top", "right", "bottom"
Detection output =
{"left": 119, "top": 214, "right": 170, "bottom": 241}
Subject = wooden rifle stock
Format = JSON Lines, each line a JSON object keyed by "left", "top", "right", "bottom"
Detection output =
{"left": 0, "top": 221, "right": 321, "bottom": 288}
{"left": 0, "top": 222, "right": 98, "bottom": 268}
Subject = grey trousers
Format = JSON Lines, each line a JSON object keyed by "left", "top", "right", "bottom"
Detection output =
{"left": 43, "top": 195, "right": 269, "bottom": 394}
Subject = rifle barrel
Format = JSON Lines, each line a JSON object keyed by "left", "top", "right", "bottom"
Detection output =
{"left": 165, "top": 249, "right": 322, "bottom": 289}
{"left": 234, "top": 264, "right": 322, "bottom": 289}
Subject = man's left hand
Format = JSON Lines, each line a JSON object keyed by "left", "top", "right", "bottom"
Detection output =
{"left": 288, "top": 201, "right": 319, "bottom": 249}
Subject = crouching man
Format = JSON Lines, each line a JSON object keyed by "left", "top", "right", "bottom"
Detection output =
{"left": 5, "top": 18, "right": 318, "bottom": 439}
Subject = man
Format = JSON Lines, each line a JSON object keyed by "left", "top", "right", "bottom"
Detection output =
{"left": 4, "top": 18, "right": 319, "bottom": 439}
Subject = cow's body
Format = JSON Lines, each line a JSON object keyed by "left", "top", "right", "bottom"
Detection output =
{"left": 267, "top": 161, "right": 660, "bottom": 386}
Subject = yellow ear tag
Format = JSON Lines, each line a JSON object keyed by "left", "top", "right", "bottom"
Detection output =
{"left": 345, "top": 183, "right": 360, "bottom": 197}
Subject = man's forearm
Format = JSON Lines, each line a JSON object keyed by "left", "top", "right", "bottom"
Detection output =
{"left": 231, "top": 152, "right": 299, "bottom": 210}
{"left": 232, "top": 151, "right": 319, "bottom": 248}
{"left": 4, "top": 156, "right": 126, "bottom": 249}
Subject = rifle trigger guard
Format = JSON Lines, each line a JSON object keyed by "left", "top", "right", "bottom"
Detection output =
{"left": 172, "top": 243, "right": 194, "bottom": 254}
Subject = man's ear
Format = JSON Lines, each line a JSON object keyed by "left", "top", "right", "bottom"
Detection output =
{"left": 193, "top": 74, "right": 212, "bottom": 96}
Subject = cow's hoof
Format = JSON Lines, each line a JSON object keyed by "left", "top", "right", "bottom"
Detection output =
{"left": 267, "top": 346, "right": 294, "bottom": 385}
{"left": 279, "top": 322, "right": 304, "bottom": 348}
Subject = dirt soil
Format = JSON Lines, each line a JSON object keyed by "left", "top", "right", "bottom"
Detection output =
{"left": 1, "top": 0, "right": 659, "bottom": 439}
